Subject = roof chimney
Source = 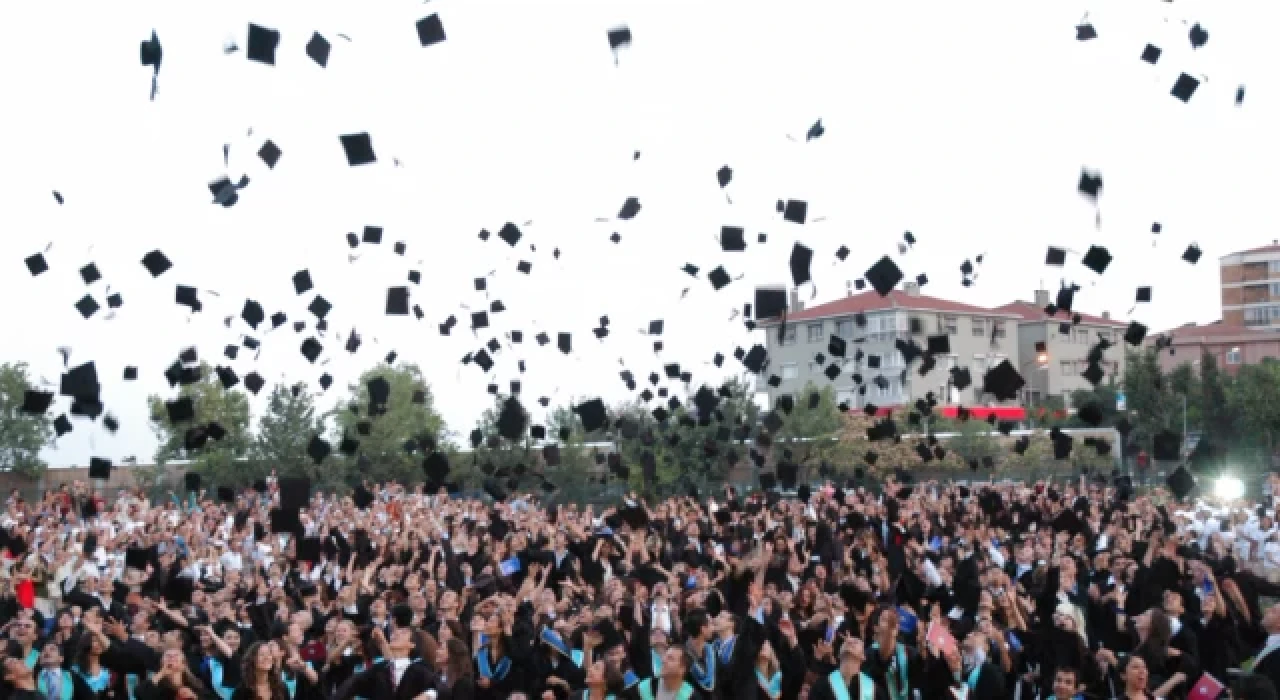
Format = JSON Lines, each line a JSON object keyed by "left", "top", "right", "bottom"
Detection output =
{"left": 789, "top": 288, "right": 804, "bottom": 313}
{"left": 1102, "top": 311, "right": 1110, "bottom": 320}
{"left": 1033, "top": 289, "right": 1050, "bottom": 307}
{"left": 903, "top": 281, "right": 920, "bottom": 297}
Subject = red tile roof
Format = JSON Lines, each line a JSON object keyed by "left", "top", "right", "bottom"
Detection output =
{"left": 1154, "top": 322, "right": 1280, "bottom": 342}
{"left": 1226, "top": 243, "right": 1280, "bottom": 257}
{"left": 768, "top": 290, "right": 1018, "bottom": 323}
{"left": 992, "top": 301, "right": 1127, "bottom": 328}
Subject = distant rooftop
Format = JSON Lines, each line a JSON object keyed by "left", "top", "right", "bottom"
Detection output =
{"left": 993, "top": 300, "right": 1126, "bottom": 328}
{"left": 766, "top": 289, "right": 1020, "bottom": 323}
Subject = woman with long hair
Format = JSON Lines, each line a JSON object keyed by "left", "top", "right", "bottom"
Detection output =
{"left": 432, "top": 638, "right": 475, "bottom": 700}
{"left": 231, "top": 643, "right": 286, "bottom": 700}
{"left": 1118, "top": 656, "right": 1154, "bottom": 700}
{"left": 72, "top": 629, "right": 112, "bottom": 700}
{"left": 1132, "top": 609, "right": 1194, "bottom": 700}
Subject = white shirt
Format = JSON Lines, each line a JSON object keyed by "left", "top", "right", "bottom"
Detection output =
{"left": 391, "top": 658, "right": 411, "bottom": 686}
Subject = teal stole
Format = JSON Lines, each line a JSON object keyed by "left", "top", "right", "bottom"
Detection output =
{"left": 965, "top": 665, "right": 982, "bottom": 691}
{"left": 74, "top": 665, "right": 112, "bottom": 694}
{"left": 476, "top": 647, "right": 511, "bottom": 682}
{"left": 871, "top": 642, "right": 909, "bottom": 700}
{"left": 651, "top": 649, "right": 663, "bottom": 677}
{"left": 540, "top": 626, "right": 584, "bottom": 667}
{"left": 827, "top": 670, "right": 876, "bottom": 700}
{"left": 24, "top": 649, "right": 39, "bottom": 669}
{"left": 126, "top": 671, "right": 154, "bottom": 700}
{"left": 637, "top": 678, "right": 693, "bottom": 700}
{"left": 687, "top": 642, "right": 717, "bottom": 692}
{"left": 38, "top": 670, "right": 75, "bottom": 700}
{"left": 206, "top": 656, "right": 234, "bottom": 700}
{"left": 757, "top": 669, "right": 782, "bottom": 699}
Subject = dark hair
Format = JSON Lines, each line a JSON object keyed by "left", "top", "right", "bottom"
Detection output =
{"left": 445, "top": 638, "right": 473, "bottom": 682}
{"left": 1054, "top": 667, "right": 1079, "bottom": 684}
{"left": 684, "top": 611, "right": 710, "bottom": 639}
{"left": 239, "top": 642, "right": 285, "bottom": 700}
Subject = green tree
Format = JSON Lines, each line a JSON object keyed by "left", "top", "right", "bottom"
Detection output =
{"left": 1197, "top": 353, "right": 1235, "bottom": 447}
{"left": 1122, "top": 349, "right": 1179, "bottom": 454}
{"left": 1066, "top": 382, "right": 1121, "bottom": 428}
{"left": 0, "top": 362, "right": 54, "bottom": 477}
{"left": 147, "top": 363, "right": 252, "bottom": 488}
{"left": 1227, "top": 360, "right": 1280, "bottom": 452}
{"left": 948, "top": 419, "right": 1000, "bottom": 464}
{"left": 330, "top": 363, "right": 446, "bottom": 485}
{"left": 253, "top": 383, "right": 341, "bottom": 487}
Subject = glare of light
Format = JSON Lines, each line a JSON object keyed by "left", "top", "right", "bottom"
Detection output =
{"left": 1214, "top": 476, "right": 1244, "bottom": 500}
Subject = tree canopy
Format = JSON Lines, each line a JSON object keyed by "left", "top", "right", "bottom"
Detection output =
{"left": 0, "top": 362, "right": 54, "bottom": 477}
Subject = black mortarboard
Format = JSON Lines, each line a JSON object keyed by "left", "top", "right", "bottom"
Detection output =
{"left": 270, "top": 507, "right": 302, "bottom": 536}
{"left": 166, "top": 397, "right": 195, "bottom": 423}
{"left": 1166, "top": 466, "right": 1196, "bottom": 500}
{"left": 139, "top": 250, "right": 170, "bottom": 277}
{"left": 54, "top": 414, "right": 72, "bottom": 436}
{"left": 306, "top": 31, "right": 331, "bottom": 67}
{"left": 125, "top": 546, "right": 150, "bottom": 570}
{"left": 1136, "top": 286, "right": 1152, "bottom": 303}
{"left": 80, "top": 263, "right": 102, "bottom": 285}
{"left": 1183, "top": 244, "right": 1202, "bottom": 264}
{"left": 292, "top": 269, "right": 313, "bottom": 295}
{"left": 258, "top": 140, "right": 281, "bottom": 169}
{"left": 88, "top": 457, "right": 111, "bottom": 479}
{"left": 1142, "top": 44, "right": 1162, "bottom": 64}
{"left": 25, "top": 253, "right": 48, "bottom": 276}
{"left": 246, "top": 23, "right": 280, "bottom": 64}
{"left": 74, "top": 295, "right": 99, "bottom": 318}
{"left": 1124, "top": 321, "right": 1147, "bottom": 346}
{"left": 618, "top": 197, "right": 641, "bottom": 220}
{"left": 1154, "top": 430, "right": 1181, "bottom": 460}
{"left": 1171, "top": 73, "right": 1199, "bottom": 102}
{"left": 340, "top": 132, "right": 376, "bottom": 166}
{"left": 297, "top": 537, "right": 322, "bottom": 563}
{"left": 1046, "top": 246, "right": 1066, "bottom": 266}
{"left": 21, "top": 390, "right": 53, "bottom": 415}
{"left": 353, "top": 484, "right": 374, "bottom": 509}
{"left": 184, "top": 473, "right": 201, "bottom": 491}
{"left": 982, "top": 360, "right": 1025, "bottom": 401}
{"left": 607, "top": 25, "right": 632, "bottom": 50}
{"left": 416, "top": 13, "right": 446, "bottom": 47}
{"left": 218, "top": 486, "right": 235, "bottom": 503}
{"left": 1078, "top": 170, "right": 1103, "bottom": 199}
{"left": 790, "top": 243, "right": 814, "bottom": 286}
{"left": 307, "top": 435, "right": 331, "bottom": 463}
{"left": 865, "top": 256, "right": 902, "bottom": 296}
{"left": 1189, "top": 23, "right": 1209, "bottom": 48}
{"left": 708, "top": 266, "right": 731, "bottom": 290}
{"left": 1081, "top": 245, "right": 1111, "bottom": 274}
{"left": 1076, "top": 23, "right": 1097, "bottom": 41}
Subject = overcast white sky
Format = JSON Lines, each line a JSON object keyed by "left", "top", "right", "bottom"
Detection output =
{"left": 1, "top": 1, "right": 1277, "bottom": 468}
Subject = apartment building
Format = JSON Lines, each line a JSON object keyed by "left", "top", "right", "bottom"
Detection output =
{"left": 1148, "top": 323, "right": 1280, "bottom": 376}
{"left": 1221, "top": 242, "right": 1280, "bottom": 328}
{"left": 759, "top": 283, "right": 1022, "bottom": 411}
{"left": 994, "top": 290, "right": 1128, "bottom": 405}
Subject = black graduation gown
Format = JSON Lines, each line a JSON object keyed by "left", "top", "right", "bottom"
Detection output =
{"left": 863, "top": 642, "right": 921, "bottom": 700}
{"left": 334, "top": 660, "right": 434, "bottom": 700}
{"left": 809, "top": 671, "right": 885, "bottom": 700}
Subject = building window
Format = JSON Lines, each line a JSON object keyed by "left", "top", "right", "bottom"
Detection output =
{"left": 1270, "top": 260, "right": 1280, "bottom": 274}
{"left": 807, "top": 323, "right": 823, "bottom": 342}
{"left": 1271, "top": 283, "right": 1280, "bottom": 297}
{"left": 972, "top": 318, "right": 987, "bottom": 337}
{"left": 781, "top": 363, "right": 799, "bottom": 380}
{"left": 835, "top": 320, "right": 854, "bottom": 338}
{"left": 992, "top": 321, "right": 1006, "bottom": 339}
{"left": 1061, "top": 361, "right": 1073, "bottom": 376}
{"left": 940, "top": 315, "right": 958, "bottom": 335}
{"left": 1226, "top": 348, "right": 1242, "bottom": 365}
{"left": 780, "top": 326, "right": 797, "bottom": 346}
{"left": 1073, "top": 329, "right": 1089, "bottom": 344}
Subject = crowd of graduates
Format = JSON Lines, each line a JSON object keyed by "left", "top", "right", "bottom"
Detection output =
{"left": 4, "top": 472, "right": 1280, "bottom": 700}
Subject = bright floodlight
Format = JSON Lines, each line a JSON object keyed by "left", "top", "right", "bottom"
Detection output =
{"left": 1214, "top": 476, "right": 1244, "bottom": 500}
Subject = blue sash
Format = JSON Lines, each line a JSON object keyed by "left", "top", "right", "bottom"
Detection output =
{"left": 651, "top": 650, "right": 663, "bottom": 676}
{"left": 204, "top": 656, "right": 234, "bottom": 700}
{"left": 74, "top": 666, "right": 112, "bottom": 694}
{"left": 623, "top": 670, "right": 640, "bottom": 689}
{"left": 828, "top": 670, "right": 852, "bottom": 700}
{"left": 539, "top": 627, "right": 584, "bottom": 667}
{"left": 717, "top": 636, "right": 737, "bottom": 665}
{"left": 24, "top": 649, "right": 39, "bottom": 669}
{"left": 871, "top": 642, "right": 909, "bottom": 700}
{"left": 687, "top": 642, "right": 716, "bottom": 691}
{"left": 282, "top": 672, "right": 296, "bottom": 699}
{"left": 126, "top": 671, "right": 155, "bottom": 700}
{"left": 637, "top": 679, "right": 693, "bottom": 700}
{"left": 828, "top": 671, "right": 877, "bottom": 700}
{"left": 757, "top": 669, "right": 782, "bottom": 699}
{"left": 476, "top": 648, "right": 511, "bottom": 682}
{"left": 965, "top": 665, "right": 982, "bottom": 691}
{"left": 38, "top": 670, "right": 75, "bottom": 700}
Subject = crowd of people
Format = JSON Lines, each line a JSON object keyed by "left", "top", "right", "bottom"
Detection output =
{"left": 3, "top": 471, "right": 1280, "bottom": 700}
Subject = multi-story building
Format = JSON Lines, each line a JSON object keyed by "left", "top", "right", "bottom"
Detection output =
{"left": 1148, "top": 322, "right": 1280, "bottom": 375}
{"left": 1220, "top": 242, "right": 1280, "bottom": 328}
{"left": 759, "top": 283, "right": 1022, "bottom": 411}
{"left": 993, "top": 290, "right": 1128, "bottom": 406}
